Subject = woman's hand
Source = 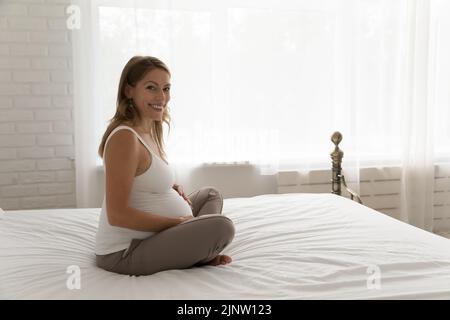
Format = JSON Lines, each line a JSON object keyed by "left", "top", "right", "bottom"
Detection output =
{"left": 173, "top": 183, "right": 193, "bottom": 208}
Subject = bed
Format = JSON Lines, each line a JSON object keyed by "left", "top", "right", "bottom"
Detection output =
{"left": 1, "top": 133, "right": 450, "bottom": 300}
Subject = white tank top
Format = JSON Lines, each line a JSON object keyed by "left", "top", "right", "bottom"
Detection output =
{"left": 95, "top": 125, "right": 193, "bottom": 255}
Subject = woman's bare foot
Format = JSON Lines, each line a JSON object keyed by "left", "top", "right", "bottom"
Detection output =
{"left": 206, "top": 254, "right": 232, "bottom": 266}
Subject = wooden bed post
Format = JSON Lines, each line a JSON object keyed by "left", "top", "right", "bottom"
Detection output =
{"left": 330, "top": 131, "right": 363, "bottom": 204}
{"left": 330, "top": 132, "right": 343, "bottom": 196}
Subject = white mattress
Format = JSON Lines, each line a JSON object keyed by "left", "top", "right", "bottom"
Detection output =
{"left": 1, "top": 193, "right": 450, "bottom": 299}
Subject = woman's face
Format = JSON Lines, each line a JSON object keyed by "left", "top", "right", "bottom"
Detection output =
{"left": 126, "top": 68, "right": 171, "bottom": 122}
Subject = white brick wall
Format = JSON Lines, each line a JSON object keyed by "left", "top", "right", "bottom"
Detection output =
{"left": 0, "top": 0, "right": 75, "bottom": 210}
{"left": 277, "top": 164, "right": 450, "bottom": 235}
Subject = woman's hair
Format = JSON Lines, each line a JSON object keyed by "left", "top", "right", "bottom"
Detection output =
{"left": 98, "top": 56, "right": 172, "bottom": 161}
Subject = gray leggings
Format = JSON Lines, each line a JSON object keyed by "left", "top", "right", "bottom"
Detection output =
{"left": 96, "top": 186, "right": 235, "bottom": 276}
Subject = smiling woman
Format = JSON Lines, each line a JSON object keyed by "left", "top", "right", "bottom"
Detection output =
{"left": 94, "top": 56, "right": 235, "bottom": 276}
{"left": 125, "top": 69, "right": 171, "bottom": 124}
{"left": 98, "top": 56, "right": 172, "bottom": 161}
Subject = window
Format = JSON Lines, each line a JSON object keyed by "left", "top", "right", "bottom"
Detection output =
{"left": 89, "top": 0, "right": 449, "bottom": 169}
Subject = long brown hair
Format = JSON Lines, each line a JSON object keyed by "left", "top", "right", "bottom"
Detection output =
{"left": 98, "top": 56, "right": 172, "bottom": 161}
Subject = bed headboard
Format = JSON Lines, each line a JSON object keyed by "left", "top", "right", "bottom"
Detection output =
{"left": 330, "top": 131, "right": 363, "bottom": 204}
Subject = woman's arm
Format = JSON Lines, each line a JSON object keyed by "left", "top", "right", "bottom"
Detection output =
{"left": 109, "top": 206, "right": 191, "bottom": 232}
{"left": 173, "top": 183, "right": 193, "bottom": 207}
{"left": 104, "top": 130, "right": 191, "bottom": 232}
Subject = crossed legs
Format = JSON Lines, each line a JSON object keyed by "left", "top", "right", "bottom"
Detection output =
{"left": 96, "top": 186, "right": 235, "bottom": 276}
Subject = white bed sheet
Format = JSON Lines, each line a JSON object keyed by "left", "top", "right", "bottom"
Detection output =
{"left": 1, "top": 193, "right": 450, "bottom": 299}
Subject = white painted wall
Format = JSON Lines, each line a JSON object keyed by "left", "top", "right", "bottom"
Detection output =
{"left": 0, "top": 0, "right": 75, "bottom": 210}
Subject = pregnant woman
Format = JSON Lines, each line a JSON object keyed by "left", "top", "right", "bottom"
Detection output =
{"left": 95, "top": 56, "right": 235, "bottom": 276}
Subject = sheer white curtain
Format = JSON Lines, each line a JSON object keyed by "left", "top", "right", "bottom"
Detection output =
{"left": 399, "top": 0, "right": 435, "bottom": 230}
{"left": 72, "top": 0, "right": 100, "bottom": 208}
{"left": 72, "top": 0, "right": 449, "bottom": 231}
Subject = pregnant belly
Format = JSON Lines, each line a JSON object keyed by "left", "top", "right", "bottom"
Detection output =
{"left": 129, "top": 189, "right": 193, "bottom": 218}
